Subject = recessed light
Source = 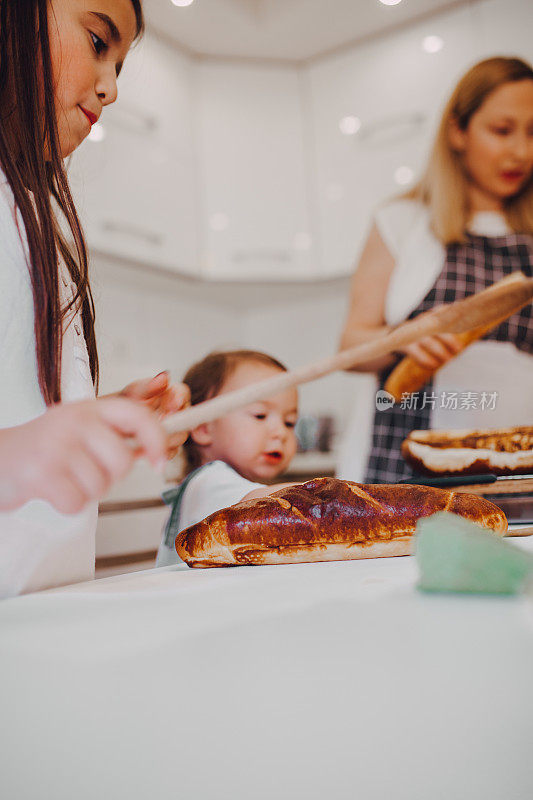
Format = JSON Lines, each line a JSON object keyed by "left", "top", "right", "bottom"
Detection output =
{"left": 88, "top": 122, "right": 105, "bottom": 143}
{"left": 209, "top": 213, "right": 229, "bottom": 232}
{"left": 394, "top": 166, "right": 414, "bottom": 186}
{"left": 422, "top": 35, "right": 444, "bottom": 54}
{"left": 293, "top": 232, "right": 312, "bottom": 252}
{"left": 339, "top": 116, "right": 361, "bottom": 136}
{"left": 378, "top": 0, "right": 403, "bottom": 6}
{"left": 326, "top": 183, "right": 344, "bottom": 203}
{"left": 171, "top": 0, "right": 195, "bottom": 7}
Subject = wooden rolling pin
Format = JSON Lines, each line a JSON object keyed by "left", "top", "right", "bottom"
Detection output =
{"left": 163, "top": 272, "right": 533, "bottom": 437}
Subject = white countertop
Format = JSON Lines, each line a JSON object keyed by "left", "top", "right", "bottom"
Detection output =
{"left": 2, "top": 539, "right": 533, "bottom": 800}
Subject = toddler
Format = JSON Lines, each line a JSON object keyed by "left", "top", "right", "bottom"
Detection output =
{"left": 157, "top": 350, "right": 299, "bottom": 566}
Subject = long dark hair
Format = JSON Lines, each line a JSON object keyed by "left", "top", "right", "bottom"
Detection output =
{"left": 0, "top": 0, "right": 144, "bottom": 403}
{"left": 182, "top": 350, "right": 288, "bottom": 476}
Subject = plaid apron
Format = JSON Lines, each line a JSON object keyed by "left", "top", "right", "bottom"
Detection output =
{"left": 364, "top": 233, "right": 533, "bottom": 483}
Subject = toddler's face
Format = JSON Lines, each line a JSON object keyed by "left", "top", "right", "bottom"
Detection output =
{"left": 47, "top": 0, "right": 138, "bottom": 157}
{"left": 200, "top": 361, "right": 299, "bottom": 483}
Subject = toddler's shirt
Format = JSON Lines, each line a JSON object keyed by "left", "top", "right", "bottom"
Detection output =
{"left": 156, "top": 461, "right": 263, "bottom": 567}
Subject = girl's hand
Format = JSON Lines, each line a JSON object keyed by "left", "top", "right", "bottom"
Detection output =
{"left": 399, "top": 333, "right": 464, "bottom": 371}
{"left": 0, "top": 398, "right": 167, "bottom": 514}
{"left": 118, "top": 372, "right": 191, "bottom": 456}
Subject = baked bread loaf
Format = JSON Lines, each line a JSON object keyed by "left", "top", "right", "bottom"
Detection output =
{"left": 402, "top": 426, "right": 533, "bottom": 477}
{"left": 175, "top": 477, "right": 507, "bottom": 568}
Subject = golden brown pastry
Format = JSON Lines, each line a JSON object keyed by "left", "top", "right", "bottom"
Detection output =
{"left": 402, "top": 426, "right": 533, "bottom": 477}
{"left": 175, "top": 477, "right": 507, "bottom": 568}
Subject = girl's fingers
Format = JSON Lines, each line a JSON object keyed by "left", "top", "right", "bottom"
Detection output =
{"left": 166, "top": 430, "right": 188, "bottom": 459}
{"left": 158, "top": 383, "right": 191, "bottom": 417}
{"left": 44, "top": 471, "right": 91, "bottom": 515}
{"left": 121, "top": 372, "right": 169, "bottom": 401}
{"left": 96, "top": 398, "right": 166, "bottom": 467}
{"left": 66, "top": 446, "right": 113, "bottom": 501}
{"left": 83, "top": 422, "right": 135, "bottom": 484}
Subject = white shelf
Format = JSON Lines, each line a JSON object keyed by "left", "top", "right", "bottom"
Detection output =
{"left": 285, "top": 451, "right": 337, "bottom": 477}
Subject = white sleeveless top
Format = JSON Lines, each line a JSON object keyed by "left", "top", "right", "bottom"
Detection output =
{"left": 0, "top": 172, "right": 97, "bottom": 598}
{"left": 337, "top": 199, "right": 533, "bottom": 482}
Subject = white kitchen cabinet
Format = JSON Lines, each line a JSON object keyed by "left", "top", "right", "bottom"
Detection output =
{"left": 69, "top": 34, "right": 198, "bottom": 276}
{"left": 68, "top": 0, "right": 531, "bottom": 284}
{"left": 195, "top": 61, "right": 316, "bottom": 280}
{"left": 305, "top": 3, "right": 481, "bottom": 277}
{"left": 476, "top": 0, "right": 533, "bottom": 58}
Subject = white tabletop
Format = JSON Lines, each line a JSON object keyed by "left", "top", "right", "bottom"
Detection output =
{"left": 1, "top": 539, "right": 533, "bottom": 800}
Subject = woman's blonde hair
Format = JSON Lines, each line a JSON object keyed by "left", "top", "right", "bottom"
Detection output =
{"left": 406, "top": 56, "right": 533, "bottom": 244}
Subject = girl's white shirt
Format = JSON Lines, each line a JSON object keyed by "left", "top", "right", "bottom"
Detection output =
{"left": 337, "top": 199, "right": 533, "bottom": 482}
{"left": 0, "top": 171, "right": 97, "bottom": 599}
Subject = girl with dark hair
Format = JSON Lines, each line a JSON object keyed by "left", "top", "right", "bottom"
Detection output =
{"left": 157, "top": 351, "right": 300, "bottom": 567}
{"left": 0, "top": 0, "right": 189, "bottom": 597}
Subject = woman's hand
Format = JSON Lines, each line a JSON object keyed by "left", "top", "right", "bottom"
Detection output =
{"left": 398, "top": 333, "right": 464, "bottom": 370}
{"left": 118, "top": 372, "right": 190, "bottom": 456}
{"left": 0, "top": 398, "right": 168, "bottom": 514}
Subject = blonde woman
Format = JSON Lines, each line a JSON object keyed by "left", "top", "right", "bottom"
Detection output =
{"left": 339, "top": 57, "right": 533, "bottom": 483}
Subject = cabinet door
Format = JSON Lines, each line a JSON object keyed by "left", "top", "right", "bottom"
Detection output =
{"left": 475, "top": 0, "right": 533, "bottom": 57}
{"left": 196, "top": 62, "right": 315, "bottom": 281}
{"left": 306, "top": 3, "right": 479, "bottom": 277}
{"left": 69, "top": 35, "right": 198, "bottom": 276}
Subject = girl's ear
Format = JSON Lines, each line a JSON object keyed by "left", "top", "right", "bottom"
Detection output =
{"left": 190, "top": 423, "right": 212, "bottom": 447}
{"left": 448, "top": 115, "right": 467, "bottom": 152}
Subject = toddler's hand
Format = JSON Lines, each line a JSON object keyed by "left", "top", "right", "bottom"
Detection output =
{"left": 0, "top": 397, "right": 166, "bottom": 514}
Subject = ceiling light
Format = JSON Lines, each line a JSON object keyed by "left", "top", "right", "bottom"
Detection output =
{"left": 339, "top": 116, "right": 361, "bottom": 136}
{"left": 394, "top": 166, "right": 414, "bottom": 186}
{"left": 88, "top": 122, "right": 105, "bottom": 143}
{"left": 326, "top": 183, "right": 344, "bottom": 203}
{"left": 378, "top": 0, "right": 403, "bottom": 6}
{"left": 293, "top": 233, "right": 312, "bottom": 252}
{"left": 171, "top": 0, "right": 195, "bottom": 6}
{"left": 422, "top": 35, "right": 444, "bottom": 54}
{"left": 209, "top": 213, "right": 229, "bottom": 232}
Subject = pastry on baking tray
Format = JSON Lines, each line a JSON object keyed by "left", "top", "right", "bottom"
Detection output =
{"left": 175, "top": 477, "right": 507, "bottom": 568}
{"left": 402, "top": 425, "right": 533, "bottom": 477}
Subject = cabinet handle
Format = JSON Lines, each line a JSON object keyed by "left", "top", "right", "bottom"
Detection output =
{"left": 359, "top": 111, "right": 426, "bottom": 145}
{"left": 102, "top": 220, "right": 164, "bottom": 247}
{"left": 108, "top": 103, "right": 157, "bottom": 136}
{"left": 232, "top": 249, "right": 292, "bottom": 263}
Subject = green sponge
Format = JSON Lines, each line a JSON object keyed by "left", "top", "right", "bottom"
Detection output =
{"left": 415, "top": 512, "right": 533, "bottom": 595}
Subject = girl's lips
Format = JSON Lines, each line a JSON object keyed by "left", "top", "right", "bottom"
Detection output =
{"left": 80, "top": 106, "right": 98, "bottom": 126}
{"left": 500, "top": 170, "right": 526, "bottom": 182}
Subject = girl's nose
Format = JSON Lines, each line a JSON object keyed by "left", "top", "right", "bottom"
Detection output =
{"left": 510, "top": 131, "right": 529, "bottom": 161}
{"left": 96, "top": 65, "right": 118, "bottom": 107}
